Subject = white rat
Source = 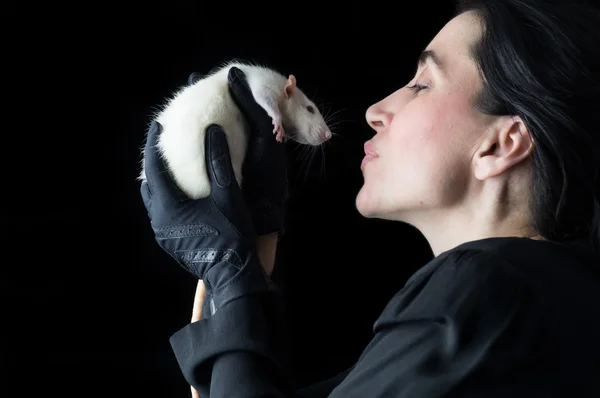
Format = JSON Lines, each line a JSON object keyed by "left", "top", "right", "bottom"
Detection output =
{"left": 139, "top": 60, "right": 332, "bottom": 199}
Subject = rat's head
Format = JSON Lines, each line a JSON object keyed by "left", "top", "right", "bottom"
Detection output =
{"left": 280, "top": 74, "right": 332, "bottom": 146}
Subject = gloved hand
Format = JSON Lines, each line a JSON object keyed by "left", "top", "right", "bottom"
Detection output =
{"left": 189, "top": 67, "right": 289, "bottom": 236}
{"left": 140, "top": 120, "right": 273, "bottom": 314}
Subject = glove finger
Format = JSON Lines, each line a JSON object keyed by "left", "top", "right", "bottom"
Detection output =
{"left": 205, "top": 125, "right": 254, "bottom": 237}
{"left": 228, "top": 67, "right": 285, "bottom": 165}
{"left": 188, "top": 72, "right": 202, "bottom": 85}
{"left": 228, "top": 67, "right": 272, "bottom": 133}
{"left": 144, "top": 120, "right": 188, "bottom": 203}
{"left": 140, "top": 180, "right": 152, "bottom": 212}
{"left": 205, "top": 124, "right": 237, "bottom": 191}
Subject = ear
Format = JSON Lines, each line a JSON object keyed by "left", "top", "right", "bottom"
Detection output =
{"left": 472, "top": 116, "right": 535, "bottom": 180}
{"left": 284, "top": 74, "right": 296, "bottom": 99}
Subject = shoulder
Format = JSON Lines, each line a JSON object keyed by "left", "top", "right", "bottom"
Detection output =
{"left": 374, "top": 239, "right": 534, "bottom": 331}
{"left": 405, "top": 240, "right": 529, "bottom": 299}
{"left": 375, "top": 236, "right": 600, "bottom": 331}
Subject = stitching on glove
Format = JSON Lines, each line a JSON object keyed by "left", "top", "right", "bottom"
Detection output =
{"left": 154, "top": 223, "right": 219, "bottom": 239}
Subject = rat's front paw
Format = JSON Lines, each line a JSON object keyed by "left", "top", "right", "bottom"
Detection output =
{"left": 272, "top": 119, "right": 286, "bottom": 143}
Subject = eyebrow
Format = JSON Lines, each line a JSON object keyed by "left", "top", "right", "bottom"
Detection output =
{"left": 418, "top": 50, "right": 445, "bottom": 74}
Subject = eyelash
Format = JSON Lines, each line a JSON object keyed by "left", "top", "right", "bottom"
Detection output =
{"left": 407, "top": 83, "right": 428, "bottom": 93}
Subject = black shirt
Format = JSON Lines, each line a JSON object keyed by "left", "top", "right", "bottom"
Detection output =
{"left": 169, "top": 237, "right": 600, "bottom": 397}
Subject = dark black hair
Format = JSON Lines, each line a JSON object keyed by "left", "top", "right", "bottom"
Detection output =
{"left": 454, "top": 0, "right": 600, "bottom": 253}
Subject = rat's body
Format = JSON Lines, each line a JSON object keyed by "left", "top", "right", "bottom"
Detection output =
{"left": 139, "top": 60, "right": 332, "bottom": 199}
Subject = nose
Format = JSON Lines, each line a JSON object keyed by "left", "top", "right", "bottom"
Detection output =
{"left": 365, "top": 101, "right": 393, "bottom": 133}
{"left": 319, "top": 130, "right": 332, "bottom": 142}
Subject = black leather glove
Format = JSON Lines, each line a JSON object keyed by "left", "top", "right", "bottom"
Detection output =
{"left": 190, "top": 67, "right": 289, "bottom": 236}
{"left": 140, "top": 120, "right": 273, "bottom": 313}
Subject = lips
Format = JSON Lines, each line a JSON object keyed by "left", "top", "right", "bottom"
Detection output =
{"left": 361, "top": 141, "right": 379, "bottom": 170}
{"left": 364, "top": 142, "right": 378, "bottom": 157}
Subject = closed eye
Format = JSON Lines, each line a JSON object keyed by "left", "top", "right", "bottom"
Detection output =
{"left": 407, "top": 83, "right": 428, "bottom": 94}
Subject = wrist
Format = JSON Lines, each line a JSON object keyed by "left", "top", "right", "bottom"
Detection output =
{"left": 205, "top": 251, "right": 272, "bottom": 312}
{"left": 257, "top": 233, "right": 279, "bottom": 276}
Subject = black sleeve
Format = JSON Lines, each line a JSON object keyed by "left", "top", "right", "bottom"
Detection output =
{"left": 294, "top": 368, "right": 353, "bottom": 398}
{"left": 169, "top": 249, "right": 531, "bottom": 397}
{"left": 169, "top": 288, "right": 346, "bottom": 397}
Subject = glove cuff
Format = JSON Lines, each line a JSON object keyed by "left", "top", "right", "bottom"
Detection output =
{"left": 204, "top": 252, "right": 274, "bottom": 313}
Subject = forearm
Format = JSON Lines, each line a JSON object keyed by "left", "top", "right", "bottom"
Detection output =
{"left": 204, "top": 292, "right": 349, "bottom": 398}
{"left": 187, "top": 233, "right": 279, "bottom": 398}
{"left": 170, "top": 291, "right": 294, "bottom": 397}
{"left": 210, "top": 345, "right": 289, "bottom": 397}
{"left": 210, "top": 349, "right": 354, "bottom": 398}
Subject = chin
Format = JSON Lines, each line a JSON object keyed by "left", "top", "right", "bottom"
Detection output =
{"left": 356, "top": 186, "right": 411, "bottom": 222}
{"left": 355, "top": 187, "right": 379, "bottom": 218}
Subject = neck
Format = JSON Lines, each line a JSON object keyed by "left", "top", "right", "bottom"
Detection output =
{"left": 414, "top": 208, "right": 540, "bottom": 257}
{"left": 403, "top": 180, "right": 541, "bottom": 257}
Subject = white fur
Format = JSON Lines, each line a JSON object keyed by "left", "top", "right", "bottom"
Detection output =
{"left": 138, "top": 59, "right": 331, "bottom": 199}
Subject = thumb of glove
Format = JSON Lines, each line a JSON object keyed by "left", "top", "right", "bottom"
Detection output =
{"left": 204, "top": 124, "right": 256, "bottom": 240}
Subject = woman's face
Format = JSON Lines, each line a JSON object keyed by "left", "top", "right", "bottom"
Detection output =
{"left": 356, "top": 11, "right": 493, "bottom": 223}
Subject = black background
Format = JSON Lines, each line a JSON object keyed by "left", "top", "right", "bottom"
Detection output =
{"left": 4, "top": 1, "right": 457, "bottom": 396}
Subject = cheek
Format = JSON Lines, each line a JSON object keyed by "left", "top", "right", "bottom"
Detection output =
{"left": 384, "top": 97, "right": 470, "bottom": 196}
{"left": 392, "top": 93, "right": 474, "bottom": 155}
{"left": 386, "top": 99, "right": 440, "bottom": 160}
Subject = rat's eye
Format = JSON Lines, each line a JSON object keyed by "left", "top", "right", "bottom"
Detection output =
{"left": 306, "top": 105, "right": 315, "bottom": 114}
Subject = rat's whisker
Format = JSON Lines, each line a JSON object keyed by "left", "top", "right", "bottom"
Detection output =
{"left": 296, "top": 145, "right": 319, "bottom": 182}
{"left": 320, "top": 144, "right": 327, "bottom": 181}
{"left": 324, "top": 107, "right": 347, "bottom": 124}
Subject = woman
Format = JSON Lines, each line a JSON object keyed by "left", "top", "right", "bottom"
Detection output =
{"left": 140, "top": 0, "right": 600, "bottom": 396}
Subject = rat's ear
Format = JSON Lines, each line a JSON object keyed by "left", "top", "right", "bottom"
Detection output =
{"left": 284, "top": 74, "right": 296, "bottom": 99}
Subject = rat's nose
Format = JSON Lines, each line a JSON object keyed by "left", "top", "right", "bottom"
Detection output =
{"left": 319, "top": 130, "right": 332, "bottom": 142}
